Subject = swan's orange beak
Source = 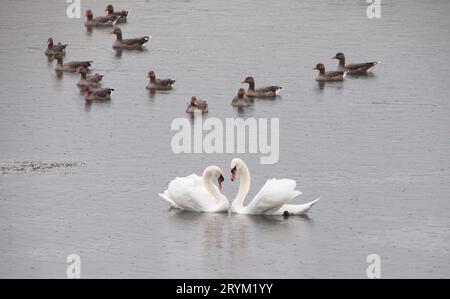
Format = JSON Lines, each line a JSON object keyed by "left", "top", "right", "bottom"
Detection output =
{"left": 240, "top": 80, "right": 246, "bottom": 84}
{"left": 83, "top": 91, "right": 89, "bottom": 97}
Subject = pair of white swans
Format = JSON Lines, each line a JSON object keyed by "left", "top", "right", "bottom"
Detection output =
{"left": 159, "top": 158, "right": 320, "bottom": 215}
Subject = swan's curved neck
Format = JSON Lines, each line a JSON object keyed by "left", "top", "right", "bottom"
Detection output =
{"left": 203, "top": 169, "right": 222, "bottom": 203}
{"left": 232, "top": 161, "right": 251, "bottom": 211}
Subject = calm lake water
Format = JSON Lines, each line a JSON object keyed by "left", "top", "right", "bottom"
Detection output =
{"left": 0, "top": 0, "right": 449, "bottom": 278}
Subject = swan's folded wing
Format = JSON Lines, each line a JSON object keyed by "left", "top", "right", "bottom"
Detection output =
{"left": 167, "top": 174, "right": 213, "bottom": 212}
{"left": 247, "top": 179, "right": 302, "bottom": 215}
{"left": 158, "top": 190, "right": 182, "bottom": 209}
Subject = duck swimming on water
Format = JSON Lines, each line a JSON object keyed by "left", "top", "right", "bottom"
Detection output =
{"left": 186, "top": 96, "right": 208, "bottom": 113}
{"left": 105, "top": 4, "right": 128, "bottom": 23}
{"left": 84, "top": 9, "right": 120, "bottom": 27}
{"left": 332, "top": 52, "right": 380, "bottom": 75}
{"left": 231, "top": 88, "right": 253, "bottom": 107}
{"left": 45, "top": 38, "right": 68, "bottom": 57}
{"left": 110, "top": 28, "right": 150, "bottom": 50}
{"left": 241, "top": 77, "right": 283, "bottom": 98}
{"left": 83, "top": 87, "right": 114, "bottom": 101}
{"left": 50, "top": 52, "right": 93, "bottom": 72}
{"left": 313, "top": 63, "right": 346, "bottom": 82}
{"left": 75, "top": 67, "right": 103, "bottom": 88}
{"left": 146, "top": 71, "right": 175, "bottom": 91}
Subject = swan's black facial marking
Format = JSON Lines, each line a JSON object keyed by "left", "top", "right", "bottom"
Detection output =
{"left": 231, "top": 166, "right": 237, "bottom": 181}
{"left": 218, "top": 174, "right": 224, "bottom": 189}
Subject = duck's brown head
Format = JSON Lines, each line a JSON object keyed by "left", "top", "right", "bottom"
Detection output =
{"left": 147, "top": 71, "right": 156, "bottom": 79}
{"left": 110, "top": 27, "right": 121, "bottom": 35}
{"left": 241, "top": 76, "right": 254, "bottom": 84}
{"left": 313, "top": 63, "right": 325, "bottom": 72}
{"left": 332, "top": 52, "right": 345, "bottom": 61}
{"left": 105, "top": 4, "right": 114, "bottom": 13}
{"left": 190, "top": 96, "right": 199, "bottom": 107}
{"left": 47, "top": 37, "right": 54, "bottom": 47}
{"left": 85, "top": 9, "right": 93, "bottom": 19}
{"left": 237, "top": 88, "right": 246, "bottom": 98}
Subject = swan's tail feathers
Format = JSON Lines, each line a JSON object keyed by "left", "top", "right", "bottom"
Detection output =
{"left": 302, "top": 198, "right": 320, "bottom": 213}
{"left": 275, "top": 198, "right": 320, "bottom": 216}
{"left": 158, "top": 191, "right": 182, "bottom": 209}
{"left": 298, "top": 198, "right": 320, "bottom": 214}
{"left": 308, "top": 198, "right": 321, "bottom": 207}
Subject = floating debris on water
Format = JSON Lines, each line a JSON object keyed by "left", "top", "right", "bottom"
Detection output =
{"left": 0, "top": 161, "right": 85, "bottom": 175}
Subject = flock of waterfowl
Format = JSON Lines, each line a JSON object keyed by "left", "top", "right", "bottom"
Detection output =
{"left": 45, "top": 4, "right": 380, "bottom": 108}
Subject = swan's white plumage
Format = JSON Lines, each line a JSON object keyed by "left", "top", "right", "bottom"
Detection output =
{"left": 274, "top": 198, "right": 321, "bottom": 215}
{"left": 243, "top": 179, "right": 301, "bottom": 215}
{"left": 159, "top": 190, "right": 182, "bottom": 209}
{"left": 230, "top": 158, "right": 320, "bottom": 215}
{"left": 159, "top": 172, "right": 229, "bottom": 213}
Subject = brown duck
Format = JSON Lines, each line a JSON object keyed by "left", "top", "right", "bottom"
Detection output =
{"left": 313, "top": 63, "right": 345, "bottom": 82}
{"left": 105, "top": 4, "right": 128, "bottom": 23}
{"left": 241, "top": 77, "right": 283, "bottom": 98}
{"left": 83, "top": 87, "right": 114, "bottom": 101}
{"left": 146, "top": 71, "right": 175, "bottom": 91}
{"left": 85, "top": 9, "right": 119, "bottom": 27}
{"left": 50, "top": 52, "right": 93, "bottom": 72}
{"left": 45, "top": 38, "right": 68, "bottom": 56}
{"left": 186, "top": 96, "right": 208, "bottom": 113}
{"left": 75, "top": 67, "right": 103, "bottom": 88}
{"left": 332, "top": 52, "right": 380, "bottom": 75}
{"left": 232, "top": 88, "right": 253, "bottom": 107}
{"left": 111, "top": 28, "right": 150, "bottom": 50}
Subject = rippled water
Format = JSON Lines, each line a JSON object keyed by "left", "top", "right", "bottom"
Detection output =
{"left": 0, "top": 0, "right": 449, "bottom": 278}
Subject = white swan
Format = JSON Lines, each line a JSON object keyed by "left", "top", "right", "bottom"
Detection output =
{"left": 230, "top": 158, "right": 320, "bottom": 215}
{"left": 159, "top": 166, "right": 229, "bottom": 213}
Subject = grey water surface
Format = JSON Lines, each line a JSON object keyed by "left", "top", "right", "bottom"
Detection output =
{"left": 0, "top": 0, "right": 449, "bottom": 278}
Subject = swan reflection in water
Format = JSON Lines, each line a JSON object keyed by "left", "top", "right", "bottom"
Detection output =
{"left": 165, "top": 206, "right": 315, "bottom": 276}
{"left": 166, "top": 208, "right": 313, "bottom": 256}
